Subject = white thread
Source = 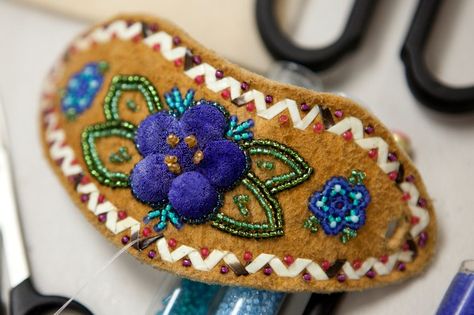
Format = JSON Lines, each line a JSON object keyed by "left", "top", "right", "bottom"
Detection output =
{"left": 54, "top": 238, "right": 139, "bottom": 315}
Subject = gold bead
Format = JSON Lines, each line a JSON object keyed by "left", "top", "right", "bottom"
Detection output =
{"left": 193, "top": 150, "right": 204, "bottom": 164}
{"left": 164, "top": 155, "right": 178, "bottom": 164}
{"left": 184, "top": 135, "right": 197, "bottom": 148}
{"left": 166, "top": 134, "right": 180, "bottom": 148}
{"left": 167, "top": 163, "right": 182, "bottom": 174}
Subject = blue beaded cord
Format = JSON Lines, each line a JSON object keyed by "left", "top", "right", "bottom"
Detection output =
{"left": 165, "top": 87, "right": 195, "bottom": 117}
{"left": 226, "top": 115, "right": 254, "bottom": 142}
{"left": 144, "top": 204, "right": 183, "bottom": 232}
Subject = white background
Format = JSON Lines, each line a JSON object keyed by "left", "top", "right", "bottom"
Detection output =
{"left": 0, "top": 0, "right": 473, "bottom": 314}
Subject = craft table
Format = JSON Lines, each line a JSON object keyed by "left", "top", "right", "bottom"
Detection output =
{"left": 0, "top": 1, "right": 473, "bottom": 314}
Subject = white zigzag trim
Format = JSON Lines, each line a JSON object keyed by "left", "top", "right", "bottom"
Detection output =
{"left": 400, "top": 182, "right": 429, "bottom": 237}
{"left": 156, "top": 237, "right": 413, "bottom": 280}
{"left": 74, "top": 21, "right": 142, "bottom": 50}
{"left": 184, "top": 62, "right": 321, "bottom": 130}
{"left": 143, "top": 32, "right": 187, "bottom": 61}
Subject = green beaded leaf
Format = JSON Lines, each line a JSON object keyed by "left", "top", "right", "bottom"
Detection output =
{"left": 82, "top": 120, "right": 137, "bottom": 187}
{"left": 104, "top": 75, "right": 162, "bottom": 121}
{"left": 241, "top": 139, "right": 313, "bottom": 194}
{"left": 212, "top": 172, "right": 284, "bottom": 238}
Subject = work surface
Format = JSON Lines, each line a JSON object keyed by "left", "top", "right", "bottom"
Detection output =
{"left": 0, "top": 1, "right": 473, "bottom": 314}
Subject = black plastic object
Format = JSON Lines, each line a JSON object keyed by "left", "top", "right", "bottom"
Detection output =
{"left": 401, "top": 0, "right": 474, "bottom": 113}
{"left": 302, "top": 293, "right": 344, "bottom": 315}
{"left": 10, "top": 278, "right": 93, "bottom": 315}
{"left": 255, "top": 0, "right": 378, "bottom": 71}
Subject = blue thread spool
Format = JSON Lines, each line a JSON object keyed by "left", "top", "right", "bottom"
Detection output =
{"left": 436, "top": 260, "right": 474, "bottom": 315}
{"left": 214, "top": 286, "right": 285, "bottom": 315}
{"left": 148, "top": 276, "right": 285, "bottom": 315}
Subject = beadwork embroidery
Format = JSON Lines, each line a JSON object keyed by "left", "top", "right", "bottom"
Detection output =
{"left": 80, "top": 71, "right": 313, "bottom": 237}
{"left": 306, "top": 170, "right": 370, "bottom": 243}
{"left": 61, "top": 61, "right": 107, "bottom": 119}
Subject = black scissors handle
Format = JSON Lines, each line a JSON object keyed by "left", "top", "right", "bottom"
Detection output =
{"left": 256, "top": 0, "right": 378, "bottom": 71}
{"left": 10, "top": 278, "right": 92, "bottom": 315}
{"left": 401, "top": 0, "right": 474, "bottom": 113}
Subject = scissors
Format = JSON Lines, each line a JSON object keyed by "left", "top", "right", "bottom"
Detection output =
{"left": 0, "top": 98, "right": 92, "bottom": 314}
{"left": 256, "top": 0, "right": 474, "bottom": 113}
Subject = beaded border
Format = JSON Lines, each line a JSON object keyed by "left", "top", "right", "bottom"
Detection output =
{"left": 40, "top": 19, "right": 432, "bottom": 283}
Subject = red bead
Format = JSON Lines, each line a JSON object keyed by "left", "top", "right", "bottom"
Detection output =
{"left": 278, "top": 114, "right": 289, "bottom": 125}
{"left": 300, "top": 103, "right": 310, "bottom": 112}
{"left": 168, "top": 238, "right": 177, "bottom": 248}
{"left": 364, "top": 125, "right": 375, "bottom": 134}
{"left": 388, "top": 171, "right": 398, "bottom": 181}
{"left": 192, "top": 55, "right": 202, "bottom": 65}
{"left": 98, "top": 213, "right": 107, "bottom": 223}
{"left": 98, "top": 194, "right": 105, "bottom": 204}
{"left": 200, "top": 247, "right": 210, "bottom": 258}
{"left": 303, "top": 273, "right": 312, "bottom": 281}
{"left": 142, "top": 227, "right": 151, "bottom": 237}
{"left": 402, "top": 242, "right": 410, "bottom": 251}
{"left": 313, "top": 122, "right": 323, "bottom": 133}
{"left": 406, "top": 175, "right": 416, "bottom": 183}
{"left": 174, "top": 59, "right": 183, "bottom": 67}
{"left": 380, "top": 255, "right": 389, "bottom": 264}
{"left": 352, "top": 259, "right": 362, "bottom": 270}
{"left": 121, "top": 235, "right": 130, "bottom": 245}
{"left": 221, "top": 89, "right": 230, "bottom": 99}
{"left": 80, "top": 176, "right": 90, "bottom": 185}
{"left": 194, "top": 75, "right": 204, "bottom": 85}
{"left": 132, "top": 34, "right": 141, "bottom": 42}
{"left": 80, "top": 194, "right": 89, "bottom": 203}
{"left": 152, "top": 43, "right": 161, "bottom": 51}
{"left": 220, "top": 265, "right": 229, "bottom": 274}
{"left": 334, "top": 110, "right": 344, "bottom": 118}
{"left": 388, "top": 152, "right": 398, "bottom": 162}
{"left": 243, "top": 251, "right": 253, "bottom": 261}
{"left": 172, "top": 36, "right": 181, "bottom": 45}
{"left": 149, "top": 23, "right": 159, "bottom": 32}
{"left": 398, "top": 262, "right": 406, "bottom": 271}
{"left": 321, "top": 260, "right": 330, "bottom": 271}
{"left": 368, "top": 149, "right": 378, "bottom": 159}
{"left": 342, "top": 131, "right": 353, "bottom": 141}
{"left": 148, "top": 250, "right": 156, "bottom": 259}
{"left": 366, "top": 270, "right": 376, "bottom": 278}
{"left": 118, "top": 210, "right": 127, "bottom": 220}
{"left": 215, "top": 70, "right": 224, "bottom": 79}
{"left": 246, "top": 102, "right": 256, "bottom": 112}
{"left": 411, "top": 216, "right": 420, "bottom": 225}
{"left": 337, "top": 274, "right": 346, "bottom": 282}
{"left": 283, "top": 255, "right": 294, "bottom": 265}
{"left": 402, "top": 192, "right": 411, "bottom": 201}
{"left": 263, "top": 267, "right": 273, "bottom": 275}
{"left": 417, "top": 198, "right": 427, "bottom": 208}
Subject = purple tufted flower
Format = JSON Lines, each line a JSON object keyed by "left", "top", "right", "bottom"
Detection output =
{"left": 308, "top": 177, "right": 370, "bottom": 235}
{"left": 130, "top": 101, "right": 247, "bottom": 223}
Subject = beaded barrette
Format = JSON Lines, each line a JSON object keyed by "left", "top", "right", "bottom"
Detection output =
{"left": 40, "top": 14, "right": 436, "bottom": 292}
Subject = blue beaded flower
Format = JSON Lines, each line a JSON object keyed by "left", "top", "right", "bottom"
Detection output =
{"left": 61, "top": 62, "right": 107, "bottom": 119}
{"left": 130, "top": 89, "right": 251, "bottom": 232}
{"left": 308, "top": 176, "right": 370, "bottom": 237}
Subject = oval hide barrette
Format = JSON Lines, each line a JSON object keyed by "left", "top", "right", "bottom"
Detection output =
{"left": 40, "top": 15, "right": 436, "bottom": 293}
